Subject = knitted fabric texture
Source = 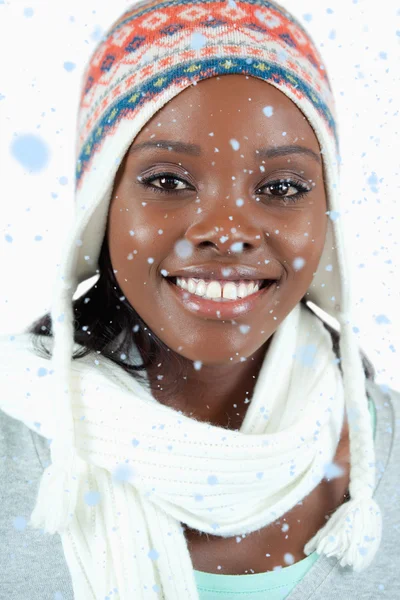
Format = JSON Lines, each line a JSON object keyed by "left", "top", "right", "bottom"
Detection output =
{"left": 25, "top": 1, "right": 381, "bottom": 597}
{"left": 4, "top": 303, "right": 347, "bottom": 599}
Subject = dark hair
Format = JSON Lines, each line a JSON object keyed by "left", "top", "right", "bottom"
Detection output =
{"left": 25, "top": 232, "right": 376, "bottom": 395}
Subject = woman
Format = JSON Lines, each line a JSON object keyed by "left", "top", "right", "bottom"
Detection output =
{"left": 0, "top": 1, "right": 398, "bottom": 599}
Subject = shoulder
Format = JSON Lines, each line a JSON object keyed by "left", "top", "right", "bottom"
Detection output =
{"left": 0, "top": 331, "right": 127, "bottom": 438}
{"left": 366, "top": 377, "right": 400, "bottom": 415}
{"left": 0, "top": 372, "right": 74, "bottom": 598}
{"left": 0, "top": 332, "right": 91, "bottom": 439}
{"left": 0, "top": 332, "right": 52, "bottom": 430}
{"left": 0, "top": 407, "right": 45, "bottom": 469}
{"left": 366, "top": 378, "right": 400, "bottom": 507}
{"left": 366, "top": 378, "right": 399, "bottom": 457}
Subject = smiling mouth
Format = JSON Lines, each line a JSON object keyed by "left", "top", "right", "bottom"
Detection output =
{"left": 163, "top": 274, "right": 278, "bottom": 319}
{"left": 166, "top": 277, "right": 273, "bottom": 302}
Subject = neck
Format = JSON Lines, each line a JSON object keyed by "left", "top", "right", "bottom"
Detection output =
{"left": 145, "top": 338, "right": 272, "bottom": 428}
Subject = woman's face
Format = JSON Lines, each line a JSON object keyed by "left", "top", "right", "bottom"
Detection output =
{"left": 107, "top": 74, "right": 327, "bottom": 366}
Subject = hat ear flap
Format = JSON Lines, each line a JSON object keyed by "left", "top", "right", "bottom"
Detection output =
{"left": 29, "top": 273, "right": 83, "bottom": 534}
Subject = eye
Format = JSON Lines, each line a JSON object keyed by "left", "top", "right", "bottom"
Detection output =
{"left": 138, "top": 172, "right": 193, "bottom": 194}
{"left": 257, "top": 178, "right": 311, "bottom": 203}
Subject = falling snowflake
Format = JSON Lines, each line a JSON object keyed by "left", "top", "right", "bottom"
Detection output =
{"left": 63, "top": 61, "right": 76, "bottom": 72}
{"left": 174, "top": 239, "right": 193, "bottom": 259}
{"left": 10, "top": 134, "right": 50, "bottom": 172}
{"left": 293, "top": 257, "right": 306, "bottom": 271}
{"left": 284, "top": 553, "right": 295, "bottom": 565}
{"left": 207, "top": 475, "right": 218, "bottom": 485}
{"left": 84, "top": 491, "right": 101, "bottom": 506}
{"left": 191, "top": 32, "right": 207, "bottom": 51}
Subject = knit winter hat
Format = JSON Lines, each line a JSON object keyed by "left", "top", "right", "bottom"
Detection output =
{"left": 29, "top": 0, "right": 381, "bottom": 572}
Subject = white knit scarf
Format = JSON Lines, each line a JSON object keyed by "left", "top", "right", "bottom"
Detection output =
{"left": 24, "top": 302, "right": 345, "bottom": 599}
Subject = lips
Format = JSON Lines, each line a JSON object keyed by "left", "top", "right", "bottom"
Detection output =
{"left": 165, "top": 277, "right": 276, "bottom": 320}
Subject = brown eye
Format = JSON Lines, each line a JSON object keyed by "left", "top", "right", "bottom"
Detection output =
{"left": 267, "top": 181, "right": 295, "bottom": 196}
{"left": 155, "top": 175, "right": 184, "bottom": 191}
{"left": 138, "top": 172, "right": 193, "bottom": 195}
{"left": 257, "top": 178, "right": 311, "bottom": 203}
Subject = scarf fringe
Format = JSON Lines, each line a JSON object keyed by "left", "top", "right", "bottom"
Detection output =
{"left": 29, "top": 448, "right": 80, "bottom": 535}
{"left": 304, "top": 495, "right": 382, "bottom": 572}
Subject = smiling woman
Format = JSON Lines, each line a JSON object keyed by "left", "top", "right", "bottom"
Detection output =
{"left": 0, "top": 1, "right": 398, "bottom": 600}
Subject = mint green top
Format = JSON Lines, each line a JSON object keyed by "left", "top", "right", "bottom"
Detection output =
{"left": 194, "top": 397, "right": 377, "bottom": 600}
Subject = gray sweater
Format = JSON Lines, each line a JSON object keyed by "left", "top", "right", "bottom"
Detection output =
{"left": 1, "top": 375, "right": 399, "bottom": 599}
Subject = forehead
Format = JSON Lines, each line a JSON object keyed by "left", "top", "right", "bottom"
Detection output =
{"left": 133, "top": 74, "right": 320, "bottom": 153}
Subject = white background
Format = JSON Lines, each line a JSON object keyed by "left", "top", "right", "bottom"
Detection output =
{"left": 0, "top": 0, "right": 399, "bottom": 392}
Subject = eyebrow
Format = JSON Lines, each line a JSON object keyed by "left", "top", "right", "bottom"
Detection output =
{"left": 128, "top": 140, "right": 321, "bottom": 164}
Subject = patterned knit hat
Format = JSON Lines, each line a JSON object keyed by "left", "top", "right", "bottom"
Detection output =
{"left": 29, "top": 0, "right": 381, "bottom": 572}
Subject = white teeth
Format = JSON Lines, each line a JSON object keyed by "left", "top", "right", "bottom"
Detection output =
{"left": 222, "top": 282, "right": 237, "bottom": 300}
{"left": 237, "top": 283, "right": 248, "bottom": 298}
{"left": 206, "top": 281, "right": 222, "bottom": 299}
{"left": 175, "top": 278, "right": 262, "bottom": 300}
{"left": 187, "top": 279, "right": 196, "bottom": 293}
{"left": 194, "top": 280, "right": 206, "bottom": 296}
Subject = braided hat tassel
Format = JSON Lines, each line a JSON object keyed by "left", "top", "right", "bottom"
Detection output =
{"left": 304, "top": 313, "right": 382, "bottom": 571}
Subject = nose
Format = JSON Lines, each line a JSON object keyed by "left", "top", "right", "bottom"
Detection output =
{"left": 184, "top": 207, "right": 264, "bottom": 256}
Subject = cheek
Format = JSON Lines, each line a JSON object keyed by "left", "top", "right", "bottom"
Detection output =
{"left": 273, "top": 209, "right": 327, "bottom": 275}
{"left": 107, "top": 196, "right": 175, "bottom": 275}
